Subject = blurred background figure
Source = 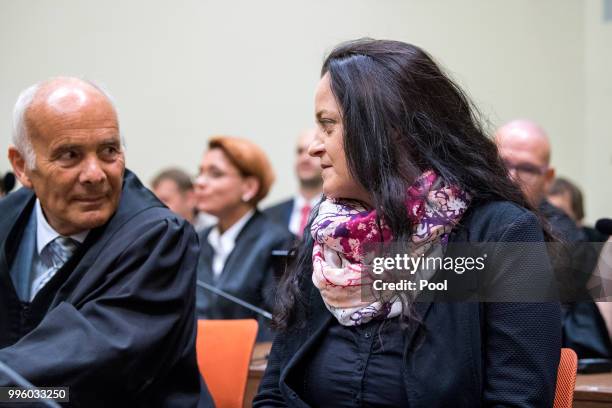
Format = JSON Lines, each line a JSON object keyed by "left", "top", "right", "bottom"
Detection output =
{"left": 496, "top": 119, "right": 611, "bottom": 359}
{"left": 151, "top": 167, "right": 197, "bottom": 223}
{"left": 265, "top": 128, "right": 322, "bottom": 238}
{"left": 495, "top": 120, "right": 554, "bottom": 204}
{"left": 548, "top": 177, "right": 609, "bottom": 242}
{"left": 151, "top": 167, "right": 216, "bottom": 231}
{"left": 0, "top": 171, "right": 16, "bottom": 198}
{"left": 495, "top": 120, "right": 584, "bottom": 242}
{"left": 195, "top": 136, "right": 293, "bottom": 338}
{"left": 548, "top": 177, "right": 612, "bottom": 345}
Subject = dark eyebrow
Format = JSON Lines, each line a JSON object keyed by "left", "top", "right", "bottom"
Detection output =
{"left": 99, "top": 138, "right": 121, "bottom": 146}
{"left": 316, "top": 110, "right": 330, "bottom": 120}
{"left": 208, "top": 164, "right": 224, "bottom": 172}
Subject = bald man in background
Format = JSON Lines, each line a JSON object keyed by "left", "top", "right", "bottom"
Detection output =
{"left": 265, "top": 128, "right": 322, "bottom": 238}
{"left": 0, "top": 77, "right": 212, "bottom": 406}
{"left": 496, "top": 120, "right": 585, "bottom": 242}
{"left": 495, "top": 120, "right": 555, "bottom": 206}
{"left": 496, "top": 119, "right": 611, "bottom": 359}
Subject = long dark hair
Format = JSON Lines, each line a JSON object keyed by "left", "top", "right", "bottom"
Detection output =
{"left": 274, "top": 38, "right": 541, "bottom": 330}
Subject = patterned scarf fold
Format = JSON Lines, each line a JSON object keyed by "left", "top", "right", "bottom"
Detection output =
{"left": 311, "top": 170, "right": 471, "bottom": 326}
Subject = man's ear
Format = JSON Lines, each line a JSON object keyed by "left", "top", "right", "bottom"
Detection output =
{"left": 241, "top": 176, "right": 260, "bottom": 204}
{"left": 543, "top": 166, "right": 555, "bottom": 194}
{"left": 8, "top": 146, "right": 33, "bottom": 189}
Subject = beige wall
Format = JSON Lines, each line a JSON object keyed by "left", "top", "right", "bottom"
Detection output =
{"left": 584, "top": 1, "right": 612, "bottom": 224}
{"left": 0, "top": 0, "right": 607, "bottom": 221}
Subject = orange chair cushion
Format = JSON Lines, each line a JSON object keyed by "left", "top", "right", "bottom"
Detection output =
{"left": 554, "top": 348, "right": 578, "bottom": 408}
{"left": 196, "top": 319, "right": 258, "bottom": 408}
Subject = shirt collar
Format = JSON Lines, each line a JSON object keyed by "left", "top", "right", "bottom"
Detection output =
{"left": 35, "top": 199, "right": 89, "bottom": 255}
{"left": 295, "top": 193, "right": 321, "bottom": 209}
{"left": 207, "top": 209, "right": 255, "bottom": 253}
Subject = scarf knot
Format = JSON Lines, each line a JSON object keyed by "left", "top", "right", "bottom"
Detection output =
{"left": 310, "top": 170, "right": 471, "bottom": 326}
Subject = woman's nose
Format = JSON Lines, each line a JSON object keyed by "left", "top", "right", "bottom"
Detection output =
{"left": 308, "top": 133, "right": 325, "bottom": 157}
{"left": 195, "top": 173, "right": 208, "bottom": 188}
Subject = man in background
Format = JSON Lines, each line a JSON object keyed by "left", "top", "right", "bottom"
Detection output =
{"left": 548, "top": 177, "right": 609, "bottom": 242}
{"left": 0, "top": 171, "right": 15, "bottom": 198}
{"left": 151, "top": 167, "right": 197, "bottom": 223}
{"left": 0, "top": 77, "right": 212, "bottom": 406}
{"left": 495, "top": 120, "right": 584, "bottom": 242}
{"left": 152, "top": 167, "right": 216, "bottom": 232}
{"left": 496, "top": 119, "right": 610, "bottom": 359}
{"left": 265, "top": 128, "right": 322, "bottom": 238}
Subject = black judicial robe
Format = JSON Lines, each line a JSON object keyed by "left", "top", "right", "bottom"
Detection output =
{"left": 0, "top": 170, "right": 213, "bottom": 407}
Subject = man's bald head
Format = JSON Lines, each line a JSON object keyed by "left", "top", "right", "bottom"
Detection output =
{"left": 495, "top": 119, "right": 551, "bottom": 165}
{"left": 495, "top": 119, "right": 555, "bottom": 206}
{"left": 12, "top": 77, "right": 119, "bottom": 169}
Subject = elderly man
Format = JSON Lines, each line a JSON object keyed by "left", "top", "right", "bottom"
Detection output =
{"left": 1, "top": 78, "right": 213, "bottom": 406}
{"left": 496, "top": 119, "right": 610, "bottom": 359}
{"left": 265, "top": 128, "right": 322, "bottom": 238}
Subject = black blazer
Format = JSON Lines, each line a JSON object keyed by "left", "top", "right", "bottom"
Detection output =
{"left": 196, "top": 210, "right": 294, "bottom": 321}
{"left": 0, "top": 170, "right": 213, "bottom": 407}
{"left": 254, "top": 201, "right": 562, "bottom": 407}
{"left": 539, "top": 201, "right": 612, "bottom": 358}
{"left": 264, "top": 198, "right": 295, "bottom": 230}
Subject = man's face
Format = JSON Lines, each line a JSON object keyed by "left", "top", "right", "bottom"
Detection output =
{"left": 153, "top": 179, "right": 195, "bottom": 222}
{"left": 295, "top": 129, "right": 322, "bottom": 187}
{"left": 11, "top": 84, "right": 125, "bottom": 236}
{"left": 548, "top": 192, "right": 577, "bottom": 222}
{"left": 496, "top": 132, "right": 554, "bottom": 206}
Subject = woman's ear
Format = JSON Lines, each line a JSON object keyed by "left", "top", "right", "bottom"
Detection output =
{"left": 8, "top": 146, "right": 33, "bottom": 189}
{"left": 241, "top": 176, "right": 260, "bottom": 204}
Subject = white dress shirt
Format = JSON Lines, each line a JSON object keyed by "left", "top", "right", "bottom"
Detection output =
{"left": 207, "top": 209, "right": 255, "bottom": 278}
{"left": 31, "top": 200, "right": 88, "bottom": 298}
{"left": 36, "top": 200, "right": 88, "bottom": 254}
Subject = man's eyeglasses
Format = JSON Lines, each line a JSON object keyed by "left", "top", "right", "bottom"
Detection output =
{"left": 502, "top": 160, "right": 548, "bottom": 178}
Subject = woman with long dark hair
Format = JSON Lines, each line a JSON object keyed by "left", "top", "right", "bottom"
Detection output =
{"left": 254, "top": 39, "right": 561, "bottom": 407}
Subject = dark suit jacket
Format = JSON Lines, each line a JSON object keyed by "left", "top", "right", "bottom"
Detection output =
{"left": 0, "top": 170, "right": 213, "bottom": 407}
{"left": 254, "top": 201, "right": 562, "bottom": 407}
{"left": 196, "top": 211, "right": 293, "bottom": 322}
{"left": 264, "top": 198, "right": 294, "bottom": 230}
{"left": 540, "top": 201, "right": 612, "bottom": 358}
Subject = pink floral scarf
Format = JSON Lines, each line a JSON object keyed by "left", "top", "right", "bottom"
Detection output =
{"left": 311, "top": 170, "right": 471, "bottom": 326}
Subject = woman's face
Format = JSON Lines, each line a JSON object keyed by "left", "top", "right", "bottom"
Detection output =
{"left": 194, "top": 148, "right": 252, "bottom": 217}
{"left": 309, "top": 73, "right": 372, "bottom": 205}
